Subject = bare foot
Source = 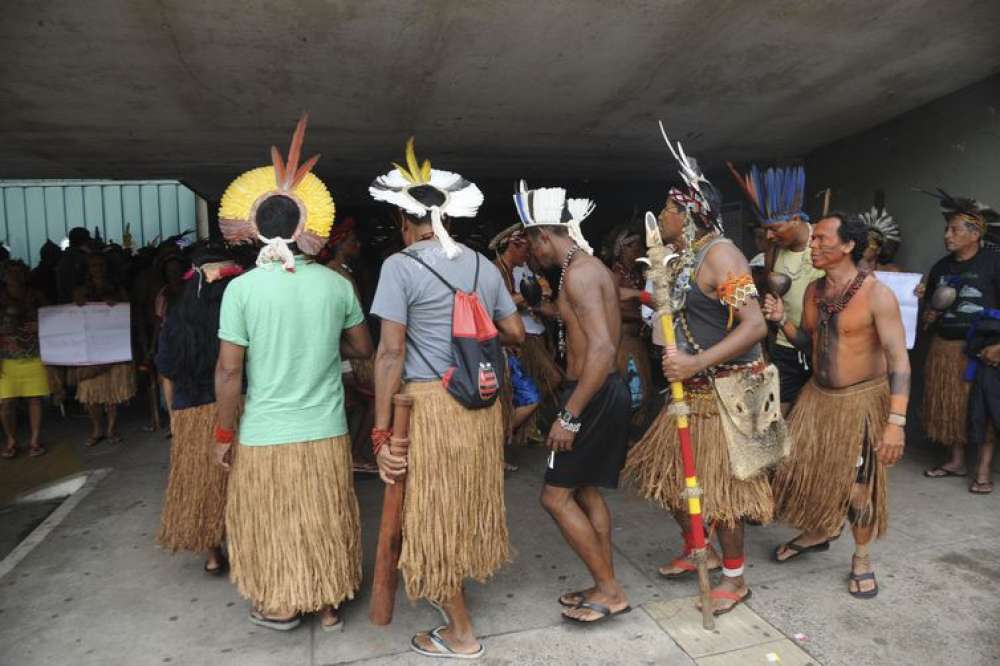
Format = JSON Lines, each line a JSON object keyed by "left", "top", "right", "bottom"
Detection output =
{"left": 561, "top": 586, "right": 629, "bottom": 622}
{"left": 318, "top": 606, "right": 341, "bottom": 630}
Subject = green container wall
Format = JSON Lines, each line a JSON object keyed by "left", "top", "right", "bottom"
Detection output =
{"left": 0, "top": 180, "right": 201, "bottom": 266}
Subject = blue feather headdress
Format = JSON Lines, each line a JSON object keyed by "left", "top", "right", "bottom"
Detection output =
{"left": 727, "top": 162, "right": 809, "bottom": 225}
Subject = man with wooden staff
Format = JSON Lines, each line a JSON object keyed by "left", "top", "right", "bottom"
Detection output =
{"left": 624, "top": 134, "right": 777, "bottom": 616}
{"left": 213, "top": 114, "right": 373, "bottom": 631}
{"left": 516, "top": 181, "right": 633, "bottom": 625}
{"left": 764, "top": 212, "right": 909, "bottom": 598}
{"left": 369, "top": 138, "right": 523, "bottom": 659}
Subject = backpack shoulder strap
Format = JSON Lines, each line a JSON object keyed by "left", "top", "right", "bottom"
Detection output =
{"left": 473, "top": 252, "right": 481, "bottom": 291}
{"left": 401, "top": 251, "right": 457, "bottom": 293}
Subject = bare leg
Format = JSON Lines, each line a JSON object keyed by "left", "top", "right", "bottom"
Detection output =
{"left": 145, "top": 373, "right": 160, "bottom": 431}
{"left": 27, "top": 398, "right": 43, "bottom": 453}
{"left": 85, "top": 403, "right": 103, "bottom": 445}
{"left": 412, "top": 589, "right": 481, "bottom": 655}
{"left": 848, "top": 482, "right": 877, "bottom": 595}
{"left": 205, "top": 546, "right": 225, "bottom": 571}
{"left": 780, "top": 402, "right": 792, "bottom": 418}
{"left": 657, "top": 510, "right": 721, "bottom": 576}
{"left": 511, "top": 403, "right": 538, "bottom": 431}
{"left": 161, "top": 378, "right": 173, "bottom": 433}
{"left": 541, "top": 484, "right": 628, "bottom": 621}
{"left": 106, "top": 404, "right": 119, "bottom": 440}
{"left": 944, "top": 442, "right": 966, "bottom": 473}
{"left": 1, "top": 400, "right": 18, "bottom": 455}
{"left": 704, "top": 522, "right": 750, "bottom": 613}
{"left": 973, "top": 439, "right": 995, "bottom": 488}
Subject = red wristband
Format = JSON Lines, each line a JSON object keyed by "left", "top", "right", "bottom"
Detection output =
{"left": 371, "top": 428, "right": 392, "bottom": 456}
{"left": 214, "top": 425, "right": 235, "bottom": 444}
{"left": 639, "top": 291, "right": 653, "bottom": 307}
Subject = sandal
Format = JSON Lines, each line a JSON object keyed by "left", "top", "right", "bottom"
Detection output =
{"left": 657, "top": 557, "right": 722, "bottom": 580}
{"left": 248, "top": 609, "right": 301, "bottom": 631}
{"left": 85, "top": 435, "right": 105, "bottom": 448}
{"left": 106, "top": 434, "right": 123, "bottom": 446}
{"left": 28, "top": 445, "right": 47, "bottom": 457}
{"left": 1, "top": 444, "right": 16, "bottom": 459}
{"left": 558, "top": 589, "right": 591, "bottom": 608}
{"left": 923, "top": 467, "right": 966, "bottom": 478}
{"left": 848, "top": 557, "right": 879, "bottom": 599}
{"left": 706, "top": 588, "right": 752, "bottom": 616}
{"left": 410, "top": 626, "right": 484, "bottom": 660}
{"left": 773, "top": 538, "right": 831, "bottom": 563}
{"left": 562, "top": 601, "right": 632, "bottom": 624}
{"left": 969, "top": 480, "right": 994, "bottom": 494}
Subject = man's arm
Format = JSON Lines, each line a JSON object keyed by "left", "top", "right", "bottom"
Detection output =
{"left": 554, "top": 262, "right": 617, "bottom": 448}
{"left": 762, "top": 283, "right": 816, "bottom": 354}
{"left": 341, "top": 322, "right": 374, "bottom": 360}
{"left": 872, "top": 282, "right": 909, "bottom": 466}
{"left": 495, "top": 312, "right": 525, "bottom": 347}
{"left": 372, "top": 319, "right": 408, "bottom": 483}
{"left": 213, "top": 341, "right": 245, "bottom": 470}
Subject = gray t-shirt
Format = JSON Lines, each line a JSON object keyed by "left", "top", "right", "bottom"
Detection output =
{"left": 371, "top": 240, "right": 518, "bottom": 381}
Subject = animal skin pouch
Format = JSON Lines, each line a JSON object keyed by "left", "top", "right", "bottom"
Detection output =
{"left": 712, "top": 364, "right": 790, "bottom": 480}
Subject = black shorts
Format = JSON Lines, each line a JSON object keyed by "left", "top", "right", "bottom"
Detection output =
{"left": 770, "top": 343, "right": 811, "bottom": 406}
{"left": 968, "top": 362, "right": 1000, "bottom": 446}
{"left": 545, "top": 373, "right": 631, "bottom": 490}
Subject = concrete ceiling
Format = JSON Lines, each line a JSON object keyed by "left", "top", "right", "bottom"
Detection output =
{"left": 2, "top": 0, "right": 999, "bottom": 200}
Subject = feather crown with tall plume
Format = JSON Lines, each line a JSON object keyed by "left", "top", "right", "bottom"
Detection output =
{"left": 726, "top": 160, "right": 808, "bottom": 225}
{"left": 218, "top": 113, "right": 335, "bottom": 271}
{"left": 657, "top": 122, "right": 723, "bottom": 234}
{"left": 369, "top": 137, "right": 483, "bottom": 259}
{"left": 914, "top": 187, "right": 999, "bottom": 231}
{"left": 859, "top": 206, "right": 901, "bottom": 243}
{"left": 512, "top": 180, "right": 595, "bottom": 254}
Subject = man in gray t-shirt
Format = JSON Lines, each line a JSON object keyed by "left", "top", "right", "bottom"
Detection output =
{"left": 372, "top": 239, "right": 518, "bottom": 380}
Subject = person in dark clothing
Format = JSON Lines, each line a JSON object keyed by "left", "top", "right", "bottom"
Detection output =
{"left": 56, "top": 227, "right": 91, "bottom": 304}
{"left": 29, "top": 241, "right": 61, "bottom": 305}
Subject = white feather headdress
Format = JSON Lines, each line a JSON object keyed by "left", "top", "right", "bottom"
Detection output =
{"left": 859, "top": 206, "right": 901, "bottom": 243}
{"left": 369, "top": 137, "right": 483, "bottom": 259}
{"left": 513, "top": 180, "right": 595, "bottom": 255}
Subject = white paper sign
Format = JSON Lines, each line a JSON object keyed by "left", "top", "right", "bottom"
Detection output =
{"left": 875, "top": 271, "right": 922, "bottom": 350}
{"left": 38, "top": 304, "right": 133, "bottom": 365}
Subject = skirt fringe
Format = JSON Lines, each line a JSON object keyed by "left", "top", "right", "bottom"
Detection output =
{"left": 76, "top": 363, "right": 137, "bottom": 405}
{"left": 773, "top": 378, "right": 890, "bottom": 538}
{"left": 157, "top": 403, "right": 229, "bottom": 553}
{"left": 519, "top": 334, "right": 563, "bottom": 406}
{"left": 225, "top": 435, "right": 361, "bottom": 614}
{"left": 922, "top": 337, "right": 970, "bottom": 447}
{"left": 400, "top": 381, "right": 509, "bottom": 603}
{"left": 622, "top": 389, "right": 773, "bottom": 527}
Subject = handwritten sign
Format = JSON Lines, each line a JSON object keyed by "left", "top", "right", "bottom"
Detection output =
{"left": 874, "top": 271, "right": 922, "bottom": 350}
{"left": 38, "top": 304, "right": 133, "bottom": 365}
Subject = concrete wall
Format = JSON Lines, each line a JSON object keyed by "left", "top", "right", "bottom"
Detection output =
{"left": 806, "top": 74, "right": 1000, "bottom": 276}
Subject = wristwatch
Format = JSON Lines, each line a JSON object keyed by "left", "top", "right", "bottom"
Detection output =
{"left": 557, "top": 409, "right": 582, "bottom": 433}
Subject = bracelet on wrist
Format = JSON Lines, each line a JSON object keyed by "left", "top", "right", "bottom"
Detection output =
{"left": 371, "top": 427, "right": 392, "bottom": 456}
{"left": 214, "top": 425, "right": 235, "bottom": 444}
{"left": 887, "top": 413, "right": 906, "bottom": 427}
{"left": 557, "top": 409, "right": 582, "bottom": 433}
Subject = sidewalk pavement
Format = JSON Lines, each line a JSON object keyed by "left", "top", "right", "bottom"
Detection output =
{"left": 0, "top": 408, "right": 998, "bottom": 665}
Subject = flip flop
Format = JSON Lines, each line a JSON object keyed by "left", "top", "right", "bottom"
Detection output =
{"left": 429, "top": 599, "right": 450, "bottom": 624}
{"left": 28, "top": 445, "right": 47, "bottom": 458}
{"left": 923, "top": 467, "right": 967, "bottom": 478}
{"left": 657, "top": 557, "right": 722, "bottom": 580}
{"left": 248, "top": 609, "right": 301, "bottom": 631}
{"left": 85, "top": 435, "right": 105, "bottom": 448}
{"left": 562, "top": 601, "right": 632, "bottom": 624}
{"left": 708, "top": 588, "right": 752, "bottom": 616}
{"left": 1, "top": 446, "right": 16, "bottom": 459}
{"left": 849, "top": 571, "right": 879, "bottom": 599}
{"left": 410, "top": 626, "right": 484, "bottom": 660}
{"left": 969, "top": 480, "right": 994, "bottom": 494}
{"left": 558, "top": 590, "right": 590, "bottom": 608}
{"left": 773, "top": 539, "right": 831, "bottom": 563}
{"left": 320, "top": 616, "right": 344, "bottom": 633}
{"left": 203, "top": 556, "right": 229, "bottom": 576}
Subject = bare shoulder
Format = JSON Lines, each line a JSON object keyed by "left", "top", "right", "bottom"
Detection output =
{"left": 868, "top": 277, "right": 900, "bottom": 311}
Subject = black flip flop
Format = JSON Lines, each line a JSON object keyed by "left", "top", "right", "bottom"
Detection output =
{"left": 923, "top": 467, "right": 967, "bottom": 478}
{"left": 773, "top": 539, "right": 830, "bottom": 563}
{"left": 969, "top": 480, "right": 994, "bottom": 494}
{"left": 558, "top": 591, "right": 588, "bottom": 608}
{"left": 849, "top": 571, "right": 879, "bottom": 599}
{"left": 562, "top": 601, "right": 632, "bottom": 624}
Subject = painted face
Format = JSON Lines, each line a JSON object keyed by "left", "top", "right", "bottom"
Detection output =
{"left": 943, "top": 215, "right": 981, "bottom": 254}
{"left": 656, "top": 198, "right": 687, "bottom": 243}
{"left": 809, "top": 217, "right": 854, "bottom": 270}
{"left": 765, "top": 217, "right": 803, "bottom": 248}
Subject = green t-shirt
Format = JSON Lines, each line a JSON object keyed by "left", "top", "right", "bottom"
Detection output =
{"left": 218, "top": 257, "right": 364, "bottom": 445}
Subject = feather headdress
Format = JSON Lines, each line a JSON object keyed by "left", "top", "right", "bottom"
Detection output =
{"left": 859, "top": 206, "right": 901, "bottom": 244}
{"left": 658, "top": 122, "right": 724, "bottom": 234}
{"left": 369, "top": 137, "right": 483, "bottom": 259}
{"left": 914, "top": 187, "right": 999, "bottom": 232}
{"left": 512, "top": 180, "right": 595, "bottom": 254}
{"left": 727, "top": 161, "right": 808, "bottom": 225}
{"left": 218, "top": 113, "right": 335, "bottom": 271}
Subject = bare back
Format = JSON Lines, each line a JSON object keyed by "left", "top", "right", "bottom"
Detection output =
{"left": 558, "top": 254, "right": 622, "bottom": 381}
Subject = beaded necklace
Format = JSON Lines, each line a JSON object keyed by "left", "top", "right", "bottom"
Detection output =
{"left": 556, "top": 243, "right": 580, "bottom": 357}
{"left": 816, "top": 269, "right": 869, "bottom": 356}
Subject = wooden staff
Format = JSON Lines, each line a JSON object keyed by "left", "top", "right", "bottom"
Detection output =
{"left": 641, "top": 213, "right": 714, "bottom": 630}
{"left": 369, "top": 393, "right": 415, "bottom": 626}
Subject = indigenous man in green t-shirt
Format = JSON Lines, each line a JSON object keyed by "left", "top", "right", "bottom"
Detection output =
{"left": 213, "top": 116, "right": 373, "bottom": 632}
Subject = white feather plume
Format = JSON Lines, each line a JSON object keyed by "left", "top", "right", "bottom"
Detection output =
{"left": 859, "top": 206, "right": 900, "bottom": 243}
{"left": 530, "top": 187, "right": 567, "bottom": 226}
{"left": 565, "top": 197, "right": 595, "bottom": 255}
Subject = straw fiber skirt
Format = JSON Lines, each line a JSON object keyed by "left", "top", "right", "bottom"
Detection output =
{"left": 76, "top": 363, "right": 137, "bottom": 405}
{"left": 622, "top": 387, "right": 773, "bottom": 527}
{"left": 400, "top": 381, "right": 508, "bottom": 603}
{"left": 157, "top": 402, "right": 230, "bottom": 553}
{"left": 923, "top": 336, "right": 971, "bottom": 448}
{"left": 225, "top": 435, "right": 361, "bottom": 613}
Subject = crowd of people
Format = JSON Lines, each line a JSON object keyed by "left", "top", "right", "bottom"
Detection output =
{"left": 2, "top": 114, "right": 997, "bottom": 660}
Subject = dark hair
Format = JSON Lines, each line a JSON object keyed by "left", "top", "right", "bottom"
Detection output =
{"left": 256, "top": 195, "right": 300, "bottom": 240}
{"left": 166, "top": 249, "right": 237, "bottom": 399}
{"left": 68, "top": 227, "right": 91, "bottom": 247}
{"left": 524, "top": 225, "right": 568, "bottom": 240}
{"left": 408, "top": 185, "right": 446, "bottom": 208}
{"left": 824, "top": 211, "right": 868, "bottom": 264}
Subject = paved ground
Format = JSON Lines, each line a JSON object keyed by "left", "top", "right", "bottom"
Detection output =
{"left": 0, "top": 405, "right": 998, "bottom": 665}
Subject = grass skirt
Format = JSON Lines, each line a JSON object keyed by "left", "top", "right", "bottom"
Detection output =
{"left": 617, "top": 332, "right": 653, "bottom": 427}
{"left": 622, "top": 388, "right": 773, "bottom": 527}
{"left": 922, "top": 336, "right": 970, "bottom": 447}
{"left": 773, "top": 378, "right": 890, "bottom": 538}
{"left": 76, "top": 363, "right": 137, "bottom": 405}
{"left": 519, "top": 334, "right": 563, "bottom": 406}
{"left": 400, "top": 381, "right": 509, "bottom": 603}
{"left": 156, "top": 403, "right": 229, "bottom": 553}
{"left": 225, "top": 435, "right": 361, "bottom": 614}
